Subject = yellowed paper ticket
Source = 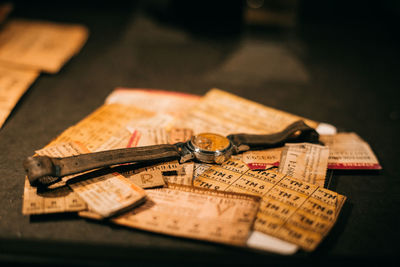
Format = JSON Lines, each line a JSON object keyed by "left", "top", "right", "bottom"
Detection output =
{"left": 122, "top": 160, "right": 194, "bottom": 186}
{"left": 47, "top": 103, "right": 152, "bottom": 151}
{"left": 105, "top": 88, "right": 200, "bottom": 117}
{"left": 127, "top": 115, "right": 176, "bottom": 135}
{"left": 35, "top": 141, "right": 90, "bottom": 158}
{"left": 170, "top": 89, "right": 318, "bottom": 136}
{"left": 69, "top": 173, "right": 146, "bottom": 218}
{"left": 130, "top": 160, "right": 183, "bottom": 173}
{"left": 125, "top": 170, "right": 166, "bottom": 189}
{"left": 101, "top": 184, "right": 260, "bottom": 246}
{"left": 322, "top": 132, "right": 366, "bottom": 144}
{"left": 0, "top": 63, "right": 39, "bottom": 128}
{"left": 127, "top": 127, "right": 193, "bottom": 147}
{"left": 193, "top": 163, "right": 212, "bottom": 179}
{"left": 22, "top": 142, "right": 90, "bottom": 215}
{"left": 162, "top": 162, "right": 194, "bottom": 186}
{"left": 0, "top": 19, "right": 88, "bottom": 73}
{"left": 241, "top": 133, "right": 380, "bottom": 171}
{"left": 242, "top": 147, "right": 282, "bottom": 170}
{"left": 194, "top": 159, "right": 346, "bottom": 251}
{"left": 22, "top": 178, "right": 87, "bottom": 215}
{"left": 93, "top": 128, "right": 133, "bottom": 152}
{"left": 167, "top": 128, "right": 193, "bottom": 144}
{"left": 320, "top": 133, "right": 381, "bottom": 170}
{"left": 132, "top": 127, "right": 169, "bottom": 147}
{"left": 278, "top": 143, "right": 329, "bottom": 187}
{"left": 0, "top": 64, "right": 39, "bottom": 128}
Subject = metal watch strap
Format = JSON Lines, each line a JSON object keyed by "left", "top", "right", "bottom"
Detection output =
{"left": 227, "top": 120, "right": 319, "bottom": 150}
{"left": 24, "top": 144, "right": 181, "bottom": 187}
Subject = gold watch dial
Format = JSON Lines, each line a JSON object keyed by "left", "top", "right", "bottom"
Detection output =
{"left": 191, "top": 133, "right": 230, "bottom": 152}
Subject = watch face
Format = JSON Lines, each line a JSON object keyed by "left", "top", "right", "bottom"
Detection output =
{"left": 191, "top": 133, "right": 231, "bottom": 152}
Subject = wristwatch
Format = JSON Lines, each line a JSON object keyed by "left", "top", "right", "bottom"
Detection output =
{"left": 24, "top": 120, "right": 319, "bottom": 187}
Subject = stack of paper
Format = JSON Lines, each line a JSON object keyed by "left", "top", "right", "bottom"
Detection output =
{"left": 21, "top": 88, "right": 381, "bottom": 255}
{"left": 0, "top": 7, "right": 88, "bottom": 128}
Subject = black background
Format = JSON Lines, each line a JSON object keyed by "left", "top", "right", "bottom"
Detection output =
{"left": 0, "top": 0, "right": 399, "bottom": 266}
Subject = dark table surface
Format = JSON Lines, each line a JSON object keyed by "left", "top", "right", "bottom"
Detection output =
{"left": 1, "top": 1, "right": 399, "bottom": 266}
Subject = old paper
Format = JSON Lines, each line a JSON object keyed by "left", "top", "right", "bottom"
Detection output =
{"left": 193, "top": 163, "right": 212, "bottom": 179}
{"left": 278, "top": 143, "right": 329, "bottom": 187}
{"left": 170, "top": 88, "right": 318, "bottom": 136}
{"left": 132, "top": 127, "right": 169, "bottom": 147}
{"left": 127, "top": 127, "right": 193, "bottom": 147}
{"left": 69, "top": 173, "right": 146, "bottom": 218}
{"left": 47, "top": 103, "right": 152, "bottom": 152}
{"left": 105, "top": 88, "right": 200, "bottom": 117}
{"left": 127, "top": 115, "right": 175, "bottom": 136}
{"left": 95, "top": 123, "right": 192, "bottom": 152}
{"left": 320, "top": 133, "right": 381, "bottom": 170}
{"left": 255, "top": 187, "right": 345, "bottom": 251}
{"left": 194, "top": 159, "right": 346, "bottom": 251}
{"left": 162, "top": 162, "right": 194, "bottom": 186}
{"left": 167, "top": 128, "right": 193, "bottom": 144}
{"left": 242, "top": 147, "right": 282, "bottom": 170}
{"left": 35, "top": 141, "right": 90, "bottom": 157}
{"left": 241, "top": 133, "right": 379, "bottom": 171}
{"left": 321, "top": 132, "right": 363, "bottom": 145}
{"left": 0, "top": 19, "right": 88, "bottom": 73}
{"left": 22, "top": 178, "right": 87, "bottom": 215}
{"left": 0, "top": 64, "right": 39, "bottom": 128}
{"left": 93, "top": 128, "right": 133, "bottom": 152}
{"left": 22, "top": 142, "right": 90, "bottom": 215}
{"left": 98, "top": 184, "right": 260, "bottom": 246}
{"left": 125, "top": 170, "right": 166, "bottom": 189}
{"left": 122, "top": 160, "right": 194, "bottom": 186}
